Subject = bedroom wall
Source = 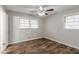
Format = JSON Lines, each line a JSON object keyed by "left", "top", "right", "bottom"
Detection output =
{"left": 8, "top": 11, "right": 44, "bottom": 43}
{"left": 44, "top": 7, "right": 79, "bottom": 49}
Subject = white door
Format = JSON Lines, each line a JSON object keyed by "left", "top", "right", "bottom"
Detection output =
{"left": 0, "top": 6, "right": 8, "bottom": 53}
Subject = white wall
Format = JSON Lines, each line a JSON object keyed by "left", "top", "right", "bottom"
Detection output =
{"left": 0, "top": 6, "right": 8, "bottom": 53}
{"left": 8, "top": 11, "right": 44, "bottom": 43}
{"left": 44, "top": 7, "right": 79, "bottom": 49}
{"left": 7, "top": 6, "right": 79, "bottom": 49}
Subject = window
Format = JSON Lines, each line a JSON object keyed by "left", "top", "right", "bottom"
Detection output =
{"left": 19, "top": 18, "right": 30, "bottom": 28}
{"left": 13, "top": 16, "right": 39, "bottom": 28}
{"left": 65, "top": 13, "right": 79, "bottom": 29}
{"left": 30, "top": 20, "right": 38, "bottom": 28}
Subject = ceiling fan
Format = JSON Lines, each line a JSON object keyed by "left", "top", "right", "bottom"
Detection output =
{"left": 30, "top": 6, "right": 54, "bottom": 16}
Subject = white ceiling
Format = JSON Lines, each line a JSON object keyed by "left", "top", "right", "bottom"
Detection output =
{"left": 4, "top": 5, "right": 79, "bottom": 17}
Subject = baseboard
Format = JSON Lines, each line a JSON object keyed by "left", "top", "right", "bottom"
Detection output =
{"left": 8, "top": 37, "right": 42, "bottom": 45}
{"left": 0, "top": 44, "right": 8, "bottom": 54}
{"left": 8, "top": 36, "right": 79, "bottom": 49}
{"left": 45, "top": 36, "right": 79, "bottom": 49}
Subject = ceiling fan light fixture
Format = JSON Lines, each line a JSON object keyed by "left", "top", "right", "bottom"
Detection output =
{"left": 38, "top": 6, "right": 45, "bottom": 16}
{"left": 38, "top": 12, "right": 45, "bottom": 16}
{"left": 39, "top": 6, "right": 44, "bottom": 11}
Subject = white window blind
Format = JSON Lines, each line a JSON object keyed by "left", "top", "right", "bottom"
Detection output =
{"left": 13, "top": 16, "right": 39, "bottom": 29}
{"left": 19, "top": 18, "right": 30, "bottom": 28}
{"left": 65, "top": 14, "right": 79, "bottom": 29}
{"left": 30, "top": 20, "right": 39, "bottom": 28}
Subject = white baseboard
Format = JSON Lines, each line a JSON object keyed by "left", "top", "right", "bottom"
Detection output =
{"left": 8, "top": 37, "right": 42, "bottom": 45}
{"left": 0, "top": 44, "right": 8, "bottom": 54}
{"left": 45, "top": 36, "right": 79, "bottom": 49}
{"left": 8, "top": 36, "right": 79, "bottom": 49}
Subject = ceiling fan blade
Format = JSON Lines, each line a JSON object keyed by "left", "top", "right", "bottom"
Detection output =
{"left": 30, "top": 9, "right": 38, "bottom": 12}
{"left": 31, "top": 10, "right": 37, "bottom": 12}
{"left": 45, "top": 13, "right": 48, "bottom": 15}
{"left": 46, "top": 9, "right": 54, "bottom": 11}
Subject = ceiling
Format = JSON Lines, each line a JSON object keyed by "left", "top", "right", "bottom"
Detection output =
{"left": 4, "top": 5, "right": 79, "bottom": 17}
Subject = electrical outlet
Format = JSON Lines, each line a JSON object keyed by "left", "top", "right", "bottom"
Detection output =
{"left": 3, "top": 43, "right": 5, "bottom": 45}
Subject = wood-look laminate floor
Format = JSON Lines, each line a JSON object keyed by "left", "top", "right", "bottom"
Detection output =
{"left": 5, "top": 38, "right": 79, "bottom": 54}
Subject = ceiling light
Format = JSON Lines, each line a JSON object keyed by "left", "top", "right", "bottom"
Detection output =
{"left": 39, "top": 6, "right": 43, "bottom": 11}
{"left": 38, "top": 12, "right": 45, "bottom": 16}
{"left": 38, "top": 6, "right": 45, "bottom": 16}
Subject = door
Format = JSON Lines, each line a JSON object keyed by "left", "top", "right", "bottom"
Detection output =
{"left": 0, "top": 6, "right": 8, "bottom": 53}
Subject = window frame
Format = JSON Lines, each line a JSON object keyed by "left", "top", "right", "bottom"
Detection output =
{"left": 17, "top": 16, "right": 39, "bottom": 29}
{"left": 19, "top": 17, "right": 30, "bottom": 28}
{"left": 64, "top": 12, "right": 79, "bottom": 29}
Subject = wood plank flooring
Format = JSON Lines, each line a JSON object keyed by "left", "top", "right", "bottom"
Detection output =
{"left": 5, "top": 38, "right": 79, "bottom": 54}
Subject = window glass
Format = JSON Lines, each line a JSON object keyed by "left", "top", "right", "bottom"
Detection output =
{"left": 65, "top": 14, "right": 79, "bottom": 29}
{"left": 13, "top": 16, "right": 39, "bottom": 29}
